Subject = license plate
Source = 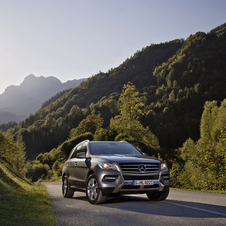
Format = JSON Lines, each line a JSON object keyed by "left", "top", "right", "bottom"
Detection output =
{"left": 132, "top": 180, "right": 154, "bottom": 186}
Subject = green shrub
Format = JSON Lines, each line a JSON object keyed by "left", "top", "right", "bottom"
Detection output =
{"left": 60, "top": 132, "right": 93, "bottom": 157}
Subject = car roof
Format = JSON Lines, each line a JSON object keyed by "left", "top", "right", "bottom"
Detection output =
{"left": 76, "top": 140, "right": 128, "bottom": 145}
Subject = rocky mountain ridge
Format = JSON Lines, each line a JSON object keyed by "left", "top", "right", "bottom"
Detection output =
{"left": 0, "top": 74, "right": 86, "bottom": 124}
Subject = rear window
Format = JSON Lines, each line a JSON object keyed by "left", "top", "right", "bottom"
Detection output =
{"left": 89, "top": 142, "right": 142, "bottom": 156}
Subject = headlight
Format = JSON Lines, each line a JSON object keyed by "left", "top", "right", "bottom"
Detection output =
{"left": 98, "top": 162, "right": 118, "bottom": 171}
{"left": 161, "top": 163, "right": 168, "bottom": 170}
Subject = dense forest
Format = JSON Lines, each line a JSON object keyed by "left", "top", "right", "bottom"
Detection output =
{"left": 1, "top": 23, "right": 226, "bottom": 190}
{"left": 10, "top": 39, "right": 184, "bottom": 158}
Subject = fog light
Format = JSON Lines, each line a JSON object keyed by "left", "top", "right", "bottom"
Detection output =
{"left": 102, "top": 176, "right": 118, "bottom": 182}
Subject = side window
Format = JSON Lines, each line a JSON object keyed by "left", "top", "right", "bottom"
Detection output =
{"left": 69, "top": 147, "right": 76, "bottom": 159}
{"left": 76, "top": 143, "right": 87, "bottom": 157}
{"left": 81, "top": 143, "right": 87, "bottom": 153}
{"left": 71, "top": 145, "right": 82, "bottom": 158}
{"left": 71, "top": 143, "right": 87, "bottom": 158}
{"left": 71, "top": 149, "right": 77, "bottom": 159}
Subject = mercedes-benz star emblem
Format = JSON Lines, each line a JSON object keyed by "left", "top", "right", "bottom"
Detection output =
{"left": 138, "top": 164, "right": 146, "bottom": 172}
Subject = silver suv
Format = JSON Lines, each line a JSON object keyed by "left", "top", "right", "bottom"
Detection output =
{"left": 62, "top": 140, "right": 170, "bottom": 204}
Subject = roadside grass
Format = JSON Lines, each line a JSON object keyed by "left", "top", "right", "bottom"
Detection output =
{"left": 0, "top": 161, "right": 56, "bottom": 226}
{"left": 45, "top": 174, "right": 61, "bottom": 182}
{"left": 171, "top": 187, "right": 226, "bottom": 194}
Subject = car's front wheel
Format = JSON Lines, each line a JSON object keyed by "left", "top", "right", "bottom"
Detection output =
{"left": 62, "top": 175, "right": 74, "bottom": 198}
{"left": 146, "top": 188, "right": 169, "bottom": 201}
{"left": 86, "top": 174, "right": 107, "bottom": 204}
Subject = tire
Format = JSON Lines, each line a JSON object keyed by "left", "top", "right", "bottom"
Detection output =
{"left": 86, "top": 174, "right": 107, "bottom": 204}
{"left": 146, "top": 188, "right": 169, "bottom": 201}
{"left": 62, "top": 175, "right": 74, "bottom": 198}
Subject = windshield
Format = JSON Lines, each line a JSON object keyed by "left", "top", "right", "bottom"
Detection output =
{"left": 89, "top": 142, "right": 142, "bottom": 156}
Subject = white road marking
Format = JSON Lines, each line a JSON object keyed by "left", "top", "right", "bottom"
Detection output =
{"left": 167, "top": 201, "right": 226, "bottom": 217}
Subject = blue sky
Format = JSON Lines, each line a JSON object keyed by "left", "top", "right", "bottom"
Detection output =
{"left": 0, "top": 0, "right": 225, "bottom": 94}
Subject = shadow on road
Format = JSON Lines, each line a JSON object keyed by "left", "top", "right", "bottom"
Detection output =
{"left": 71, "top": 193, "right": 226, "bottom": 218}
{"left": 46, "top": 182, "right": 226, "bottom": 219}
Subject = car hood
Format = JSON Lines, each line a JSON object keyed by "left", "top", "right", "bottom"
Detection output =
{"left": 91, "top": 155, "right": 160, "bottom": 164}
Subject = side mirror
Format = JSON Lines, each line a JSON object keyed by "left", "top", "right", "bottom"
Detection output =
{"left": 77, "top": 152, "right": 86, "bottom": 159}
{"left": 143, "top": 153, "right": 148, "bottom": 156}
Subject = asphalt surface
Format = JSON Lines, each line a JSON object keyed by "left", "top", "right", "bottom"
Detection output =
{"left": 45, "top": 182, "right": 226, "bottom": 226}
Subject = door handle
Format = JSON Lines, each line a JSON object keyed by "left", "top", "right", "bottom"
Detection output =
{"left": 74, "top": 162, "right": 77, "bottom": 165}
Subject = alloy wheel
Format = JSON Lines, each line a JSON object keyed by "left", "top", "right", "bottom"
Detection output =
{"left": 87, "top": 178, "right": 98, "bottom": 201}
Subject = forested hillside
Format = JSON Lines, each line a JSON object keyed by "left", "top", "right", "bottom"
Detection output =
{"left": 9, "top": 23, "right": 226, "bottom": 161}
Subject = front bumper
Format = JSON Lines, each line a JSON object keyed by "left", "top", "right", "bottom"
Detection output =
{"left": 96, "top": 167, "right": 170, "bottom": 194}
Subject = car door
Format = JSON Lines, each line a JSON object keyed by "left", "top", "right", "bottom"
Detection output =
{"left": 67, "top": 143, "right": 88, "bottom": 189}
{"left": 75, "top": 143, "right": 89, "bottom": 189}
{"left": 67, "top": 145, "right": 81, "bottom": 186}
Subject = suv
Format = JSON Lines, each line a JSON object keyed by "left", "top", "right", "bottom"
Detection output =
{"left": 62, "top": 140, "right": 170, "bottom": 204}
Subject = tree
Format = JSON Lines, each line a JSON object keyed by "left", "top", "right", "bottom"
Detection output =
{"left": 171, "top": 99, "right": 226, "bottom": 190}
{"left": 110, "top": 82, "right": 159, "bottom": 151}
{"left": 110, "top": 82, "right": 144, "bottom": 137}
{"left": 200, "top": 100, "right": 218, "bottom": 143}
{"left": 70, "top": 111, "right": 103, "bottom": 137}
{"left": 211, "top": 99, "right": 226, "bottom": 142}
{"left": 94, "top": 128, "right": 117, "bottom": 141}
{"left": 169, "top": 90, "right": 175, "bottom": 102}
{"left": 0, "top": 131, "right": 26, "bottom": 174}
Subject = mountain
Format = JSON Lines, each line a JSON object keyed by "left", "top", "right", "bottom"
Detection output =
{"left": 0, "top": 74, "right": 86, "bottom": 123}
{"left": 10, "top": 23, "right": 226, "bottom": 159}
{"left": 0, "top": 111, "right": 27, "bottom": 125}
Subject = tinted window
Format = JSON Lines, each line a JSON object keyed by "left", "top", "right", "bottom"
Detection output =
{"left": 81, "top": 144, "right": 87, "bottom": 153}
{"left": 71, "top": 143, "right": 87, "bottom": 158}
{"left": 89, "top": 142, "right": 142, "bottom": 156}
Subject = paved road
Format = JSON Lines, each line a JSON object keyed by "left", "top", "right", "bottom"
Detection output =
{"left": 45, "top": 182, "right": 226, "bottom": 226}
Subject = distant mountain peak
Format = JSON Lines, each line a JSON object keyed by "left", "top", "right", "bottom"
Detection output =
{"left": 26, "top": 73, "right": 35, "bottom": 78}
{"left": 0, "top": 74, "right": 87, "bottom": 124}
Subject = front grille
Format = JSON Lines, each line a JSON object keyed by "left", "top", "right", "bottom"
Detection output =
{"left": 121, "top": 184, "right": 159, "bottom": 189}
{"left": 122, "top": 185, "right": 140, "bottom": 189}
{"left": 144, "top": 184, "right": 159, "bottom": 189}
{"left": 123, "top": 175, "right": 159, "bottom": 180}
{"left": 119, "top": 162, "right": 160, "bottom": 173}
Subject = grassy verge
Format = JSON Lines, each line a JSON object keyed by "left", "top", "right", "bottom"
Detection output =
{"left": 171, "top": 187, "right": 226, "bottom": 194}
{"left": 0, "top": 161, "right": 56, "bottom": 226}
